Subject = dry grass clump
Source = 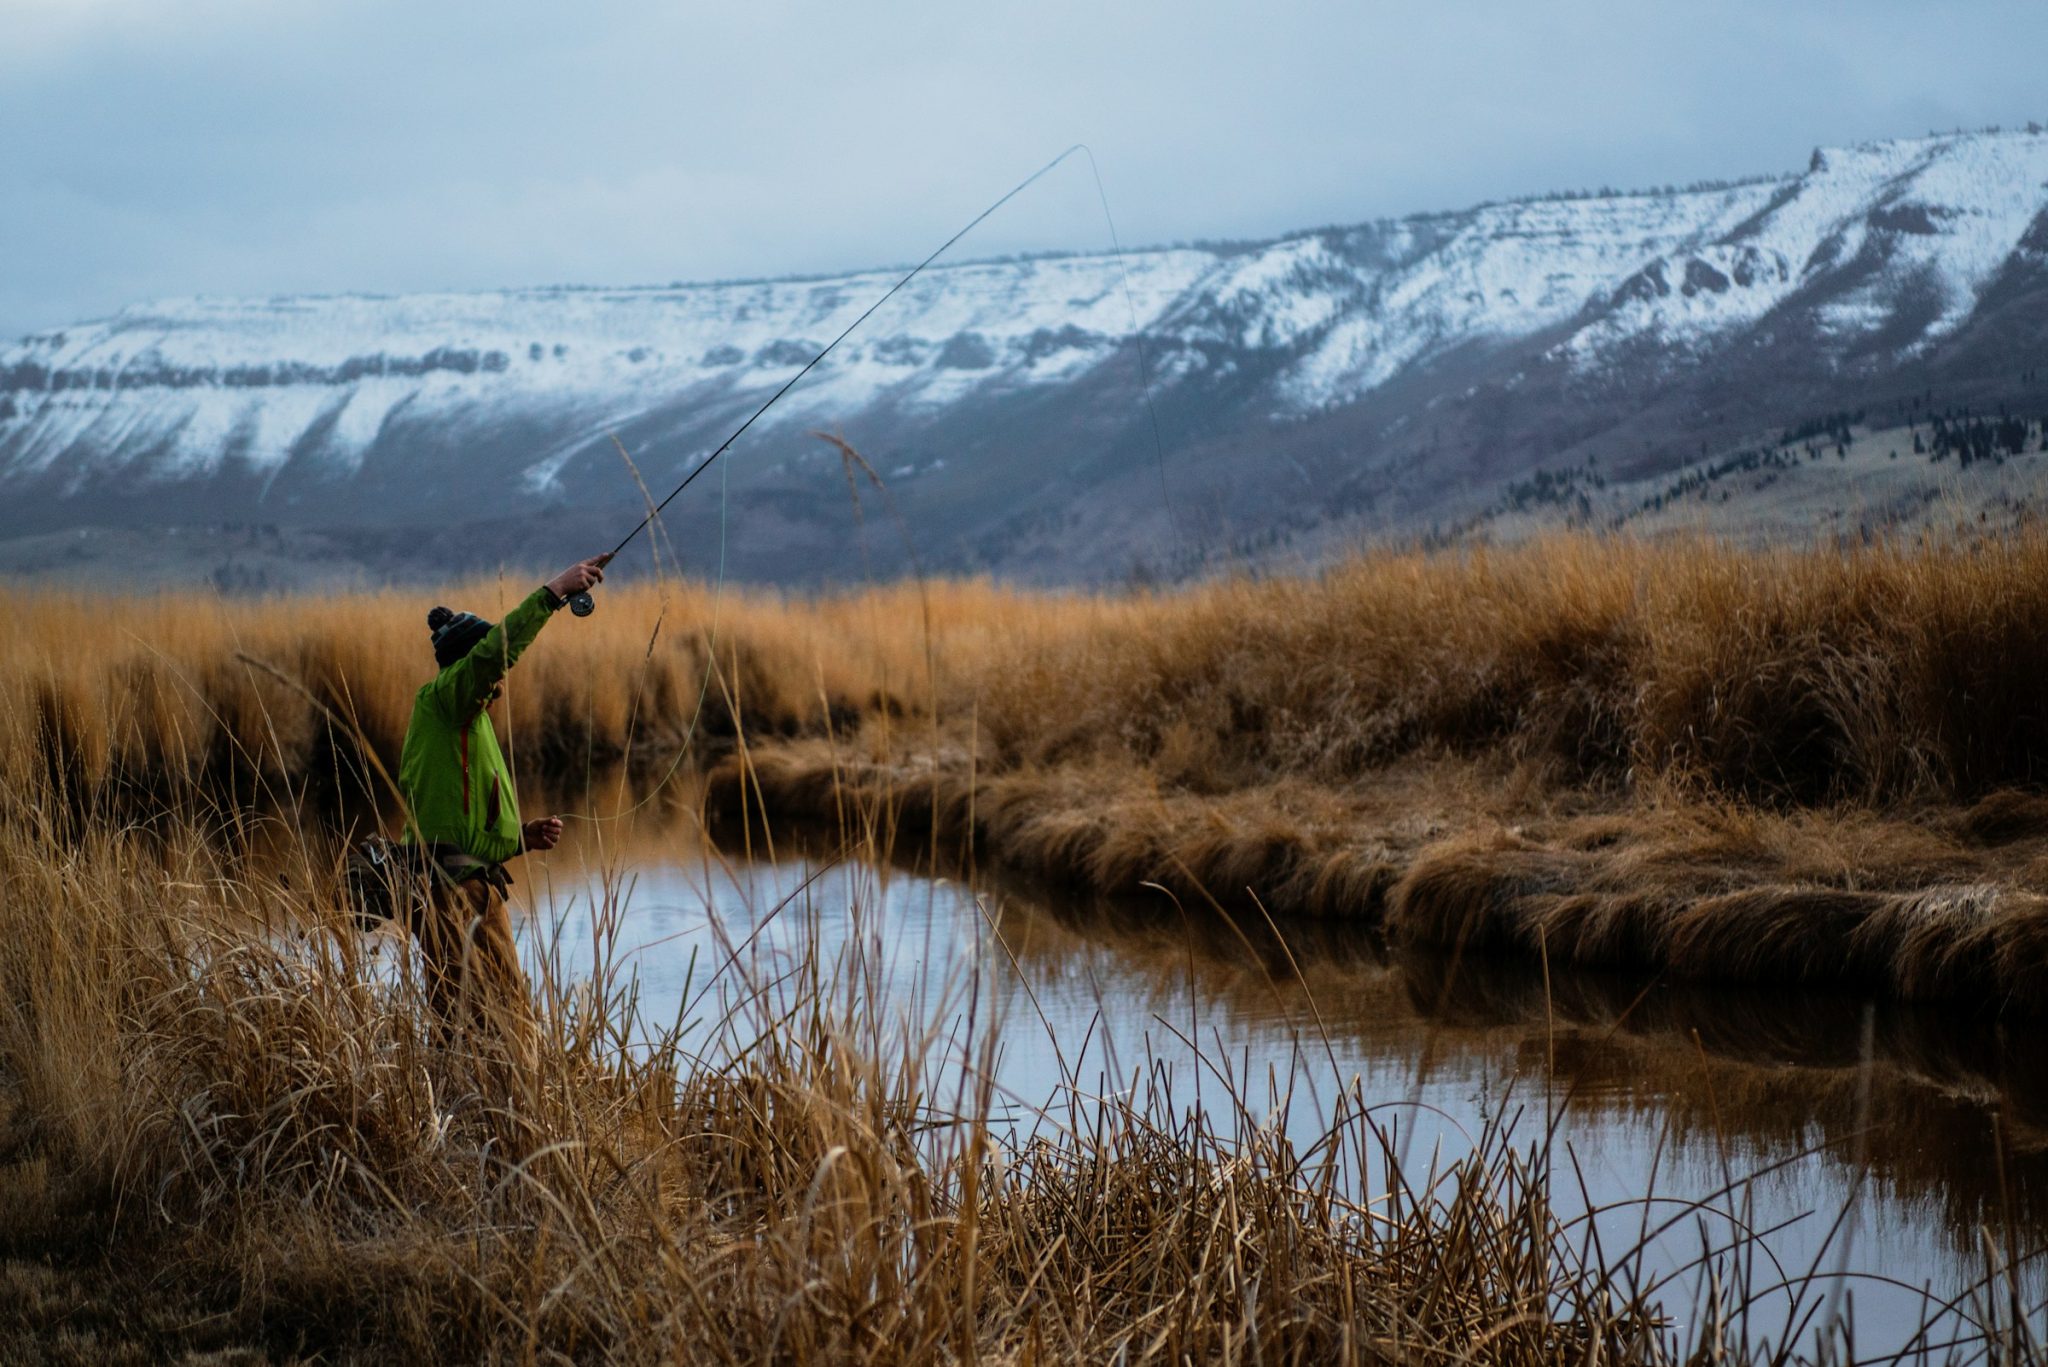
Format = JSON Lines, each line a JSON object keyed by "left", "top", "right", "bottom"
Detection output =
{"left": 708, "top": 742, "right": 1448, "bottom": 919}
{"left": 967, "top": 532, "right": 2048, "bottom": 803}
{"left": 0, "top": 576, "right": 981, "bottom": 811}
{"left": 1378, "top": 798, "right": 2048, "bottom": 1007}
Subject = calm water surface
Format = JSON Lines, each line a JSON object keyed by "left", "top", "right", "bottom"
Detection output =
{"left": 506, "top": 832, "right": 2048, "bottom": 1357}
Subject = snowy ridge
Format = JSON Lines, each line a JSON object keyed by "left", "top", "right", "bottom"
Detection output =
{"left": 0, "top": 251, "right": 1218, "bottom": 488}
{"left": 1565, "top": 133, "right": 2048, "bottom": 361}
{"left": 4, "top": 128, "right": 2048, "bottom": 499}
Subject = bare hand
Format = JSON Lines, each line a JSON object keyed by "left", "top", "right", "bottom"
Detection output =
{"left": 547, "top": 553, "right": 612, "bottom": 602}
{"left": 522, "top": 816, "right": 564, "bottom": 852}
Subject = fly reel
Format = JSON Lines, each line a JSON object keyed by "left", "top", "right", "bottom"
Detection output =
{"left": 569, "top": 591, "right": 596, "bottom": 617}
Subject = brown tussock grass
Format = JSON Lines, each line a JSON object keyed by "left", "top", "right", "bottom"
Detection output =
{"left": 22, "top": 531, "right": 2048, "bottom": 1010}
{"left": 1381, "top": 798, "right": 2048, "bottom": 1007}
{"left": 25, "top": 530, "right": 2048, "bottom": 802}
{"left": 0, "top": 576, "right": 979, "bottom": 809}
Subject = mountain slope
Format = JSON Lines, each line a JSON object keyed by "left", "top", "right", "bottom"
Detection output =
{"left": 6, "top": 127, "right": 2048, "bottom": 583}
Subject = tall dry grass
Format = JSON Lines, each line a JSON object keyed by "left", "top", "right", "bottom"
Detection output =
{"left": 0, "top": 576, "right": 964, "bottom": 810}
{"left": 9, "top": 539, "right": 2048, "bottom": 1357}
{"left": 962, "top": 532, "right": 2048, "bottom": 802}
{"left": 20, "top": 531, "right": 2048, "bottom": 1009}
{"left": 0, "top": 739, "right": 1876, "bottom": 1362}
{"left": 16, "top": 532, "right": 2048, "bottom": 805}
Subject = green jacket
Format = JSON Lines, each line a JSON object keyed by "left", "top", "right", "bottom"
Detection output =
{"left": 398, "top": 586, "right": 559, "bottom": 866}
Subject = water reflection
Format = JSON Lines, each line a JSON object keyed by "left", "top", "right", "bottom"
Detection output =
{"left": 513, "top": 829, "right": 2048, "bottom": 1355}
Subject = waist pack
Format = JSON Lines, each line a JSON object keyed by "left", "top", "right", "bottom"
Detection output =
{"left": 343, "top": 836, "right": 512, "bottom": 929}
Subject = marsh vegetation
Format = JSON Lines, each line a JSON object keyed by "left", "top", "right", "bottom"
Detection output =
{"left": 7, "top": 531, "right": 2048, "bottom": 1359}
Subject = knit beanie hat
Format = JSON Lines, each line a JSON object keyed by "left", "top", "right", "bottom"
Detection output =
{"left": 427, "top": 605, "right": 493, "bottom": 669}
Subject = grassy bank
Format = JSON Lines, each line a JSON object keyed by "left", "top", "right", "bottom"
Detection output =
{"left": 18, "top": 533, "right": 2048, "bottom": 1008}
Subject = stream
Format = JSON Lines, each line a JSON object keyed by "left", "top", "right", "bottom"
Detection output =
{"left": 500, "top": 828, "right": 2048, "bottom": 1357}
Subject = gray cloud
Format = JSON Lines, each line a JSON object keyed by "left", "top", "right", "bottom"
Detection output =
{"left": 3, "top": 0, "right": 2044, "bottom": 341}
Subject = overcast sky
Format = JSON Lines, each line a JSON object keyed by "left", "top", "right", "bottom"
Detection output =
{"left": 4, "top": 0, "right": 2045, "bottom": 343}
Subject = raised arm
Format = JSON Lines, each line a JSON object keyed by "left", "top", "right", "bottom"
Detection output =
{"left": 435, "top": 555, "right": 610, "bottom": 717}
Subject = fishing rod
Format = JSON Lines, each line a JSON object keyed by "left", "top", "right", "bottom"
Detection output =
{"left": 566, "top": 144, "right": 1090, "bottom": 617}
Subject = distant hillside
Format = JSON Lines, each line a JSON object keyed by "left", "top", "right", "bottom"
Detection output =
{"left": 5, "top": 127, "right": 2048, "bottom": 586}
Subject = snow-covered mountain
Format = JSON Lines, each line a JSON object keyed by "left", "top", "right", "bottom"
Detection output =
{"left": 6, "top": 128, "right": 2048, "bottom": 582}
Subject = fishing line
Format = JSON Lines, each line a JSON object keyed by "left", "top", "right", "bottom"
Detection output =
{"left": 1076, "top": 143, "right": 1186, "bottom": 561}
{"left": 560, "top": 143, "right": 1184, "bottom": 830}
{"left": 597, "top": 143, "right": 1097, "bottom": 570}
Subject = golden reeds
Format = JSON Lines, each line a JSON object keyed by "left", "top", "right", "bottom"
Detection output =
{"left": 20, "top": 531, "right": 2048, "bottom": 1010}
{"left": 10, "top": 534, "right": 2048, "bottom": 1356}
{"left": 0, "top": 765, "right": 1802, "bottom": 1362}
{"left": 18, "top": 531, "right": 2048, "bottom": 802}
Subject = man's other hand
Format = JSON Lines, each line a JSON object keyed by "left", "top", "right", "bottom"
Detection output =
{"left": 522, "top": 816, "right": 564, "bottom": 852}
{"left": 547, "top": 553, "right": 612, "bottom": 602}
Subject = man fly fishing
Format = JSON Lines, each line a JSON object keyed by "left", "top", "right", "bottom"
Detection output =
{"left": 364, "top": 145, "right": 1103, "bottom": 1078}
{"left": 394, "top": 552, "right": 611, "bottom": 1070}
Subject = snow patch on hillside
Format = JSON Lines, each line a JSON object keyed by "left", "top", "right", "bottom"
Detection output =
{"left": 5, "top": 129, "right": 2048, "bottom": 495}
